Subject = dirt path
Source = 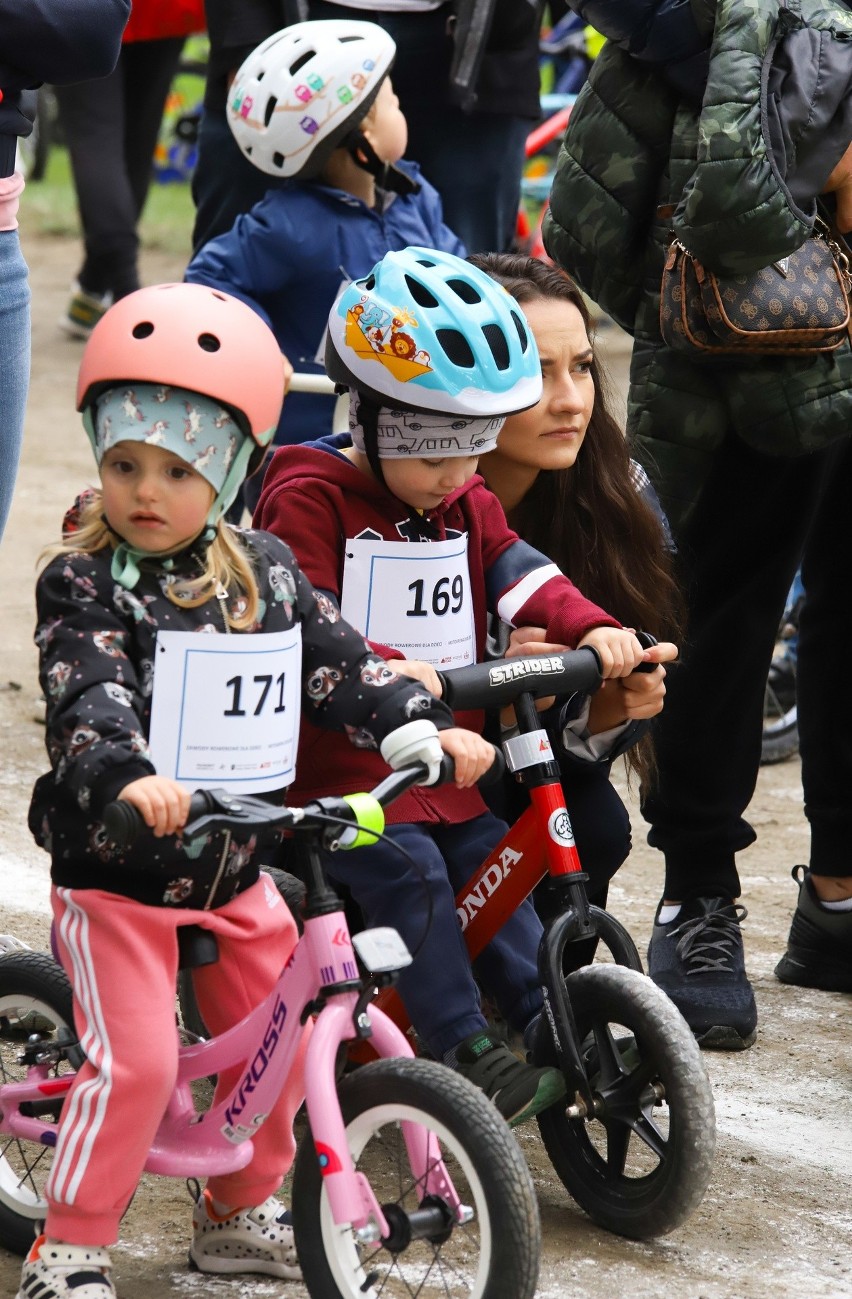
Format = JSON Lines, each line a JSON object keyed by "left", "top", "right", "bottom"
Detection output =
{"left": 0, "top": 232, "right": 849, "bottom": 1299}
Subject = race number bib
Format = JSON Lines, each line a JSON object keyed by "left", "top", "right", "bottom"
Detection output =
{"left": 341, "top": 535, "right": 475, "bottom": 669}
{"left": 148, "top": 629, "right": 302, "bottom": 793}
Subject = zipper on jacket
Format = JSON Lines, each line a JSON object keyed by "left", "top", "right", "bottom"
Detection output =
{"left": 215, "top": 582, "right": 231, "bottom": 633}
{"left": 204, "top": 830, "right": 232, "bottom": 910}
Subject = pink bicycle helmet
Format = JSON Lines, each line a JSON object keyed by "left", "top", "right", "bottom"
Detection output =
{"left": 77, "top": 282, "right": 285, "bottom": 449}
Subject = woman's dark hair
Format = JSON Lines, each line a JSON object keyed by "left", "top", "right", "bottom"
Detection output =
{"left": 469, "top": 253, "right": 684, "bottom": 783}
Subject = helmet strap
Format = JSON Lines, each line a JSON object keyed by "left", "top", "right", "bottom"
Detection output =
{"left": 357, "top": 394, "right": 387, "bottom": 488}
{"left": 345, "top": 130, "right": 421, "bottom": 197}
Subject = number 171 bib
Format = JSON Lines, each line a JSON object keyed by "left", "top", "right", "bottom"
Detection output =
{"left": 148, "top": 628, "right": 302, "bottom": 793}
{"left": 341, "top": 535, "right": 475, "bottom": 669}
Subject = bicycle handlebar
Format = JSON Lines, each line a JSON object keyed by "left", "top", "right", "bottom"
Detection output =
{"left": 101, "top": 747, "right": 505, "bottom": 850}
{"left": 436, "top": 646, "right": 603, "bottom": 710}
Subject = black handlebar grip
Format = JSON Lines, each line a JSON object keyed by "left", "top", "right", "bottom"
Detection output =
{"left": 101, "top": 798, "right": 146, "bottom": 849}
{"left": 436, "top": 647, "right": 603, "bottom": 710}
{"left": 632, "top": 631, "right": 660, "bottom": 674}
{"left": 102, "top": 790, "right": 215, "bottom": 848}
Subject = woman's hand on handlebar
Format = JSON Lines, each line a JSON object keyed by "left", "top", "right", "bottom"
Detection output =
{"left": 438, "top": 727, "right": 496, "bottom": 788}
{"left": 589, "top": 641, "right": 679, "bottom": 730}
{"left": 117, "top": 775, "right": 191, "bottom": 838}
{"left": 578, "top": 626, "right": 649, "bottom": 678}
{"left": 386, "top": 657, "right": 443, "bottom": 697}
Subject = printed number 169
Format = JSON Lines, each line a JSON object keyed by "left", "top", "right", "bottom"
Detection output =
{"left": 407, "top": 575, "right": 464, "bottom": 617}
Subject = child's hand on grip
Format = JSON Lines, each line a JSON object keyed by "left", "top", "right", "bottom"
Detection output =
{"left": 578, "top": 626, "right": 647, "bottom": 678}
{"left": 118, "top": 775, "right": 191, "bottom": 838}
{"left": 438, "top": 727, "right": 496, "bottom": 788}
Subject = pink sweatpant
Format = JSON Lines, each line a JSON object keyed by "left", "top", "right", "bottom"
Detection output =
{"left": 47, "top": 874, "right": 309, "bottom": 1245}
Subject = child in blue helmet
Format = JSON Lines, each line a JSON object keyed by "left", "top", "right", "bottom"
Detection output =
{"left": 255, "top": 247, "right": 652, "bottom": 1125}
{"left": 185, "top": 19, "right": 464, "bottom": 448}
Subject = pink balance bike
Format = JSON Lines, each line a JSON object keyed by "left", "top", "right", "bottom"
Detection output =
{"left": 0, "top": 753, "right": 540, "bottom": 1299}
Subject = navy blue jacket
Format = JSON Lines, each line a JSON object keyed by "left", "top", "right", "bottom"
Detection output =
{"left": 185, "top": 162, "right": 465, "bottom": 445}
{"left": 0, "top": 0, "right": 129, "bottom": 176}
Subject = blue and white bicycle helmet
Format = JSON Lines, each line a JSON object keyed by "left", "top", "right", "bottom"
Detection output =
{"left": 325, "top": 247, "right": 542, "bottom": 418}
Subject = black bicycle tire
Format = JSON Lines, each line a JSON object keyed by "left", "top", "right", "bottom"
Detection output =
{"left": 291, "top": 1056, "right": 540, "bottom": 1299}
{"left": 0, "top": 951, "right": 79, "bottom": 1255}
{"left": 761, "top": 707, "right": 799, "bottom": 764}
{"left": 534, "top": 963, "right": 715, "bottom": 1239}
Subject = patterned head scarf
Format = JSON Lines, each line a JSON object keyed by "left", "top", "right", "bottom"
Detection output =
{"left": 348, "top": 394, "right": 504, "bottom": 459}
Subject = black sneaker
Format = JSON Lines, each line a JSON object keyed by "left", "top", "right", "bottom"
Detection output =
{"left": 648, "top": 897, "right": 757, "bottom": 1050}
{"left": 774, "top": 866, "right": 852, "bottom": 992}
{"left": 454, "top": 1030, "right": 566, "bottom": 1126}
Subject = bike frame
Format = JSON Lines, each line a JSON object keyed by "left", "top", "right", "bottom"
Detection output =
{"left": 0, "top": 902, "right": 465, "bottom": 1237}
{"left": 364, "top": 653, "right": 642, "bottom": 1107}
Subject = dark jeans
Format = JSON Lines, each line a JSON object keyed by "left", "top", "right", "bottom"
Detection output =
{"left": 56, "top": 37, "right": 185, "bottom": 299}
{"left": 190, "top": 106, "right": 286, "bottom": 253}
{"left": 323, "top": 813, "right": 544, "bottom": 1059}
{"left": 641, "top": 431, "right": 852, "bottom": 900}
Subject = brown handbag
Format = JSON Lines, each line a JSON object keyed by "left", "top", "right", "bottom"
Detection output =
{"left": 659, "top": 220, "right": 852, "bottom": 357}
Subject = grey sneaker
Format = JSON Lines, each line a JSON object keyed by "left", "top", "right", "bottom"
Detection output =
{"left": 648, "top": 897, "right": 757, "bottom": 1050}
{"left": 454, "top": 1029, "right": 566, "bottom": 1126}
{"left": 775, "top": 866, "right": 852, "bottom": 992}
{"left": 59, "top": 283, "right": 112, "bottom": 340}
{"left": 189, "top": 1187, "right": 301, "bottom": 1279}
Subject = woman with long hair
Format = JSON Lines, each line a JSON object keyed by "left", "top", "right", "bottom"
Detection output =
{"left": 470, "top": 251, "right": 682, "bottom": 921}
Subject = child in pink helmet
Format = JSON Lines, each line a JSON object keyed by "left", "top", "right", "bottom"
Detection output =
{"left": 21, "top": 281, "right": 487, "bottom": 1299}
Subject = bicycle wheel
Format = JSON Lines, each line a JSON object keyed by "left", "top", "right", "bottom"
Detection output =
{"left": 291, "top": 1056, "right": 540, "bottom": 1299}
{"left": 534, "top": 964, "right": 715, "bottom": 1239}
{"left": 0, "top": 951, "right": 81, "bottom": 1255}
{"left": 761, "top": 695, "right": 799, "bottom": 764}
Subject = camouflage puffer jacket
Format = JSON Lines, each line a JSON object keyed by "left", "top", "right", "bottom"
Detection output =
{"left": 543, "top": 0, "right": 852, "bottom": 530}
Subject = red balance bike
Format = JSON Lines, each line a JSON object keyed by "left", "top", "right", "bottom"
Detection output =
{"left": 362, "top": 645, "right": 716, "bottom": 1240}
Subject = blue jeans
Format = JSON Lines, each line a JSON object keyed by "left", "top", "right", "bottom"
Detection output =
{"left": 323, "top": 813, "right": 544, "bottom": 1059}
{"left": 0, "top": 229, "right": 31, "bottom": 542}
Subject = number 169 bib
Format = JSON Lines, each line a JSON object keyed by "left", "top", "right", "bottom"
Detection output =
{"left": 341, "top": 535, "right": 475, "bottom": 669}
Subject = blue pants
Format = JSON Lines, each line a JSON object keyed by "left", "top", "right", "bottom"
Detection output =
{"left": 324, "top": 814, "right": 544, "bottom": 1059}
{"left": 0, "top": 228, "right": 30, "bottom": 542}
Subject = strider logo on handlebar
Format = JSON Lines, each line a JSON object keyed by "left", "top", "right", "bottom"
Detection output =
{"left": 488, "top": 656, "right": 566, "bottom": 686}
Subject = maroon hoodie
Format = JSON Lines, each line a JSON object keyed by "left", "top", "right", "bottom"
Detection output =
{"left": 255, "top": 434, "right": 620, "bottom": 824}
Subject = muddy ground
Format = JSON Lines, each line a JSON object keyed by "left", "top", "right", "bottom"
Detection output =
{"left": 0, "top": 232, "right": 849, "bottom": 1299}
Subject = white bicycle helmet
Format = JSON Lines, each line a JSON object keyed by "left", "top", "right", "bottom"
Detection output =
{"left": 227, "top": 19, "right": 396, "bottom": 179}
{"left": 325, "top": 247, "right": 543, "bottom": 417}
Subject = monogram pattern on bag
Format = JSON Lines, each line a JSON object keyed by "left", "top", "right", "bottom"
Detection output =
{"left": 660, "top": 237, "right": 851, "bottom": 357}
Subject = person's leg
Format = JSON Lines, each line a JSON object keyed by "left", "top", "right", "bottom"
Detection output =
{"left": 120, "top": 37, "right": 185, "bottom": 227}
{"left": 187, "top": 875, "right": 304, "bottom": 1279}
{"left": 437, "top": 813, "right": 545, "bottom": 1035}
{"left": 775, "top": 437, "right": 852, "bottom": 990}
{"left": 641, "top": 433, "right": 829, "bottom": 1046}
{"left": 326, "top": 822, "right": 487, "bottom": 1059}
{"left": 0, "top": 228, "right": 30, "bottom": 541}
{"left": 325, "top": 821, "right": 565, "bottom": 1125}
{"left": 44, "top": 888, "right": 181, "bottom": 1246}
{"left": 55, "top": 66, "right": 135, "bottom": 301}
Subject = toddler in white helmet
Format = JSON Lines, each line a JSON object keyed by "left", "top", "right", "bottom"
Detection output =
{"left": 186, "top": 19, "right": 464, "bottom": 452}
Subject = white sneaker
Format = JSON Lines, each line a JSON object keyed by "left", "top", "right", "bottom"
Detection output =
{"left": 189, "top": 1187, "right": 301, "bottom": 1279}
{"left": 17, "top": 1234, "right": 115, "bottom": 1299}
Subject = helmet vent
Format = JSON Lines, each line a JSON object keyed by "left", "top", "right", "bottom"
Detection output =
{"left": 339, "top": 34, "right": 363, "bottom": 43}
{"left": 132, "top": 322, "right": 154, "bottom": 339}
{"left": 264, "top": 96, "right": 277, "bottom": 127}
{"left": 436, "top": 328, "right": 475, "bottom": 369}
{"left": 197, "top": 333, "right": 221, "bottom": 353}
{"left": 289, "top": 50, "right": 314, "bottom": 76}
{"left": 364, "top": 275, "right": 376, "bottom": 290}
{"left": 483, "top": 323, "right": 510, "bottom": 370}
{"left": 405, "top": 275, "right": 439, "bottom": 309}
{"left": 447, "top": 278, "right": 481, "bottom": 305}
{"left": 272, "top": 151, "right": 285, "bottom": 169}
{"left": 510, "top": 310, "right": 529, "bottom": 351}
